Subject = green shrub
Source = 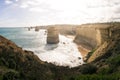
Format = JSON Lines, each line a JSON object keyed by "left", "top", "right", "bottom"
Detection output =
{"left": 0, "top": 76, "right": 3, "bottom": 80}
{"left": 97, "top": 66, "right": 112, "bottom": 74}
{"left": 80, "top": 64, "right": 97, "bottom": 74}
{"left": 70, "top": 74, "right": 120, "bottom": 80}
{"left": 0, "top": 58, "right": 7, "bottom": 66}
{"left": 107, "top": 54, "right": 120, "bottom": 66}
{"left": 3, "top": 70, "right": 20, "bottom": 80}
{"left": 8, "top": 59, "right": 16, "bottom": 69}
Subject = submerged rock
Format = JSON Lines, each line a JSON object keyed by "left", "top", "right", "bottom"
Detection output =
{"left": 47, "top": 27, "right": 59, "bottom": 44}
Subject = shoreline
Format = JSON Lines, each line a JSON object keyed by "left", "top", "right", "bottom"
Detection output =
{"left": 65, "top": 35, "right": 91, "bottom": 61}
{"left": 65, "top": 35, "right": 90, "bottom": 58}
{"left": 77, "top": 45, "right": 90, "bottom": 59}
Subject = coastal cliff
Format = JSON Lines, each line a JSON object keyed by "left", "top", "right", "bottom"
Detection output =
{"left": 73, "top": 23, "right": 120, "bottom": 64}
{"left": 87, "top": 23, "right": 120, "bottom": 63}
{"left": 74, "top": 23, "right": 111, "bottom": 50}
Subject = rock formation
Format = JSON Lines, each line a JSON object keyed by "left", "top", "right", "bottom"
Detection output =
{"left": 35, "top": 27, "right": 39, "bottom": 31}
{"left": 28, "top": 27, "right": 31, "bottom": 31}
{"left": 47, "top": 27, "right": 59, "bottom": 44}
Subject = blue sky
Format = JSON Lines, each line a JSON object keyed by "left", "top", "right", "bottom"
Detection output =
{"left": 0, "top": 0, "right": 120, "bottom": 27}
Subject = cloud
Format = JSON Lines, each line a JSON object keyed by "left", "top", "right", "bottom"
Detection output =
{"left": 2, "top": 0, "right": 120, "bottom": 27}
{"left": 5, "top": 0, "right": 13, "bottom": 4}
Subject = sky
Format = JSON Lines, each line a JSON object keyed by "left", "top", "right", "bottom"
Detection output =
{"left": 0, "top": 0, "right": 120, "bottom": 27}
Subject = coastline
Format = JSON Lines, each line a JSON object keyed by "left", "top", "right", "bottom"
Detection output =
{"left": 65, "top": 35, "right": 90, "bottom": 59}
{"left": 77, "top": 45, "right": 90, "bottom": 58}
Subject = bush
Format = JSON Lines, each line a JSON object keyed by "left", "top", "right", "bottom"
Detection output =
{"left": 97, "top": 65, "right": 112, "bottom": 74}
{"left": 0, "top": 57, "right": 9, "bottom": 66}
{"left": 0, "top": 76, "right": 3, "bottom": 80}
{"left": 107, "top": 54, "right": 120, "bottom": 66}
{"left": 3, "top": 70, "right": 20, "bottom": 80}
{"left": 8, "top": 59, "right": 16, "bottom": 69}
{"left": 68, "top": 74, "right": 120, "bottom": 80}
{"left": 79, "top": 64, "right": 97, "bottom": 74}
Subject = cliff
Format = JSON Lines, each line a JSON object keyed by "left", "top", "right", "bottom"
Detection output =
{"left": 54, "top": 25, "right": 77, "bottom": 35}
{"left": 74, "top": 23, "right": 111, "bottom": 50}
{"left": 87, "top": 23, "right": 120, "bottom": 63}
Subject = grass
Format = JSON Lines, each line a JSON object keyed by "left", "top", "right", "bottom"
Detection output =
{"left": 63, "top": 74, "right": 120, "bottom": 80}
{"left": 0, "top": 76, "right": 3, "bottom": 80}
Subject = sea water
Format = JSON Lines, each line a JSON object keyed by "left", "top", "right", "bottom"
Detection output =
{"left": 0, "top": 27, "right": 84, "bottom": 67}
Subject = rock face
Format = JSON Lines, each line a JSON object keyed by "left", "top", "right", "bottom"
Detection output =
{"left": 47, "top": 27, "right": 59, "bottom": 44}
{"left": 74, "top": 23, "right": 111, "bottom": 50}
{"left": 87, "top": 25, "right": 120, "bottom": 63}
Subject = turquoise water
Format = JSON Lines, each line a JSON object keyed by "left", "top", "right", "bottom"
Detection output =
{"left": 0, "top": 27, "right": 46, "bottom": 49}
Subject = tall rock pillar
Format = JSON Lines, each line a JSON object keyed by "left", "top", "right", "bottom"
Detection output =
{"left": 47, "top": 27, "right": 59, "bottom": 44}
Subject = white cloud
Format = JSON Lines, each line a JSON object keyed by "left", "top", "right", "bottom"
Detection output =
{"left": 2, "top": 0, "right": 120, "bottom": 27}
{"left": 20, "top": 3, "right": 29, "bottom": 8}
{"left": 5, "top": 0, "right": 13, "bottom": 4}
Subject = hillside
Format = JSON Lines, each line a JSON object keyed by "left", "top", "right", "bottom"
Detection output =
{"left": 0, "top": 35, "right": 54, "bottom": 80}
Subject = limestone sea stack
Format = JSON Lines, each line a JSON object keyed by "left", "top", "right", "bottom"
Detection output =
{"left": 35, "top": 27, "right": 39, "bottom": 31}
{"left": 47, "top": 27, "right": 59, "bottom": 44}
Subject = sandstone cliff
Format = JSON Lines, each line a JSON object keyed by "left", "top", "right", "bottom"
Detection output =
{"left": 74, "top": 23, "right": 111, "bottom": 50}
{"left": 87, "top": 23, "right": 120, "bottom": 63}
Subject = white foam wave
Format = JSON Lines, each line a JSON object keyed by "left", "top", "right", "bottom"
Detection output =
{"left": 24, "top": 29, "right": 84, "bottom": 67}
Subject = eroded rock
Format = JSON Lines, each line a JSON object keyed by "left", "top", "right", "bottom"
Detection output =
{"left": 47, "top": 27, "right": 59, "bottom": 44}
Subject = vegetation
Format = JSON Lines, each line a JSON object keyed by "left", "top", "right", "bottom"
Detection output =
{"left": 64, "top": 74, "right": 120, "bottom": 80}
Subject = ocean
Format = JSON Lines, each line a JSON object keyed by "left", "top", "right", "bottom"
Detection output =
{"left": 0, "top": 27, "right": 83, "bottom": 67}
